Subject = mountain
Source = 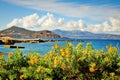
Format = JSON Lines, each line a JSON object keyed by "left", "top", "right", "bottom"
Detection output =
{"left": 53, "top": 29, "right": 120, "bottom": 39}
{"left": 0, "top": 26, "right": 61, "bottom": 39}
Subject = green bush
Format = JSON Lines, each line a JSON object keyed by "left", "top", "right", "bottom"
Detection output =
{"left": 0, "top": 42, "right": 120, "bottom": 80}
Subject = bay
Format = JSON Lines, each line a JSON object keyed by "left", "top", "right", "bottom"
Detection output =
{"left": 0, "top": 39, "right": 120, "bottom": 55}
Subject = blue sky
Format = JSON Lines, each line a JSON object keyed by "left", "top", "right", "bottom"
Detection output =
{"left": 0, "top": 0, "right": 120, "bottom": 34}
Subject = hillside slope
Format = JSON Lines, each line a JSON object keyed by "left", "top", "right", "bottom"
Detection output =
{"left": 0, "top": 26, "right": 61, "bottom": 39}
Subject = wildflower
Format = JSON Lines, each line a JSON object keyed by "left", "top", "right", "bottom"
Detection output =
{"left": 60, "top": 48, "right": 64, "bottom": 52}
{"left": 61, "top": 52, "right": 65, "bottom": 57}
{"left": 54, "top": 56, "right": 59, "bottom": 67}
{"left": 104, "top": 57, "right": 109, "bottom": 62}
{"left": 91, "top": 63, "right": 96, "bottom": 68}
{"left": 66, "top": 49, "right": 70, "bottom": 55}
{"left": 44, "top": 78, "right": 52, "bottom": 80}
{"left": 110, "top": 72, "right": 115, "bottom": 77}
{"left": 89, "top": 68, "right": 95, "bottom": 73}
{"left": 29, "top": 66, "right": 32, "bottom": 69}
{"left": 20, "top": 75, "right": 24, "bottom": 80}
{"left": 49, "top": 51, "right": 53, "bottom": 57}
{"left": 36, "top": 66, "right": 41, "bottom": 73}
{"left": 68, "top": 42, "right": 73, "bottom": 47}
{"left": 36, "top": 69, "right": 40, "bottom": 73}
{"left": 61, "top": 65, "right": 66, "bottom": 71}
{"left": 30, "top": 59, "right": 35, "bottom": 65}
{"left": 55, "top": 44, "right": 59, "bottom": 49}
{"left": 64, "top": 48, "right": 70, "bottom": 57}
{"left": 52, "top": 46, "right": 54, "bottom": 49}
{"left": 108, "top": 47, "right": 112, "bottom": 53}
{"left": 77, "top": 58, "right": 81, "bottom": 62}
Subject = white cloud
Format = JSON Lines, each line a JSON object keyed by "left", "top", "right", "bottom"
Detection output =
{"left": 86, "top": 16, "right": 120, "bottom": 34}
{"left": 7, "top": 13, "right": 39, "bottom": 28}
{"left": 7, "top": 13, "right": 64, "bottom": 30}
{"left": 7, "top": 13, "right": 120, "bottom": 34}
{"left": 4, "top": 0, "right": 120, "bottom": 20}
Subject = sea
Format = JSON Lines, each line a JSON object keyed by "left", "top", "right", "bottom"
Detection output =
{"left": 0, "top": 39, "right": 120, "bottom": 56}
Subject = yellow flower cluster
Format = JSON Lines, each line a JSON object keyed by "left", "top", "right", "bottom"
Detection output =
{"left": 28, "top": 53, "right": 39, "bottom": 65}
{"left": 89, "top": 63, "right": 97, "bottom": 73}
{"left": 54, "top": 56, "right": 59, "bottom": 67}
{"left": 36, "top": 66, "right": 45, "bottom": 73}
{"left": 106, "top": 46, "right": 118, "bottom": 54}
{"left": 49, "top": 51, "right": 53, "bottom": 57}
{"left": 60, "top": 48, "right": 70, "bottom": 57}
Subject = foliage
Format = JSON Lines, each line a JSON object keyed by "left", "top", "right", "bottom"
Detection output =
{"left": 0, "top": 42, "right": 120, "bottom": 80}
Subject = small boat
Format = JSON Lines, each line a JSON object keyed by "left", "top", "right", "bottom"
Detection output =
{"left": 5, "top": 45, "right": 25, "bottom": 48}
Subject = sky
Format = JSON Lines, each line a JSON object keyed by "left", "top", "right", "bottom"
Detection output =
{"left": 0, "top": 0, "right": 120, "bottom": 34}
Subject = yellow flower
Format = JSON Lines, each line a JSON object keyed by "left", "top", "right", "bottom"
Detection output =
{"left": 91, "top": 63, "right": 96, "bottom": 68}
{"left": 44, "top": 78, "right": 52, "bottom": 80}
{"left": 49, "top": 51, "right": 53, "bottom": 57}
{"left": 110, "top": 72, "right": 115, "bottom": 77}
{"left": 105, "top": 57, "right": 109, "bottom": 62}
{"left": 60, "top": 48, "right": 64, "bottom": 52}
{"left": 36, "top": 66, "right": 45, "bottom": 73}
{"left": 34, "top": 58, "right": 38, "bottom": 63}
{"left": 77, "top": 58, "right": 81, "bottom": 62}
{"left": 89, "top": 68, "right": 95, "bottom": 73}
{"left": 51, "top": 46, "right": 54, "bottom": 49}
{"left": 66, "top": 50, "right": 70, "bottom": 56}
{"left": 30, "top": 59, "right": 35, "bottom": 65}
{"left": 54, "top": 56, "right": 59, "bottom": 67}
{"left": 65, "top": 48, "right": 70, "bottom": 57}
{"left": 106, "top": 45, "right": 118, "bottom": 54}
{"left": 29, "top": 66, "right": 32, "bottom": 69}
{"left": 68, "top": 42, "right": 73, "bottom": 47}
{"left": 61, "top": 52, "right": 65, "bottom": 57}
{"left": 36, "top": 69, "right": 40, "bottom": 73}
{"left": 61, "top": 65, "right": 66, "bottom": 71}
{"left": 36, "top": 66, "right": 41, "bottom": 73}
{"left": 108, "top": 47, "right": 112, "bottom": 53}
{"left": 20, "top": 75, "right": 24, "bottom": 80}
{"left": 55, "top": 44, "right": 59, "bottom": 49}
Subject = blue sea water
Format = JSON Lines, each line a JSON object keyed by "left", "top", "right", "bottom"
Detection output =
{"left": 0, "top": 39, "right": 120, "bottom": 55}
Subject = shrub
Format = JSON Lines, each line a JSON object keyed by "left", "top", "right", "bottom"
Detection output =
{"left": 0, "top": 42, "right": 120, "bottom": 80}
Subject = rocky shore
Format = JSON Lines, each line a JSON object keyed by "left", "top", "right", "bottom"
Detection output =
{"left": 0, "top": 37, "right": 46, "bottom": 45}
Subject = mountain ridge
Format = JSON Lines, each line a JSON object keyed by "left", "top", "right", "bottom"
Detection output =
{"left": 0, "top": 26, "right": 61, "bottom": 39}
{"left": 0, "top": 26, "right": 120, "bottom": 39}
{"left": 52, "top": 29, "right": 120, "bottom": 39}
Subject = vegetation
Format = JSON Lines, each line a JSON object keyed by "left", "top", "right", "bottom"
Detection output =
{"left": 0, "top": 42, "right": 120, "bottom": 80}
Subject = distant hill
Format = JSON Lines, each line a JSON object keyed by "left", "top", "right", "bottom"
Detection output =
{"left": 0, "top": 26, "right": 61, "bottom": 39}
{"left": 53, "top": 29, "right": 120, "bottom": 39}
